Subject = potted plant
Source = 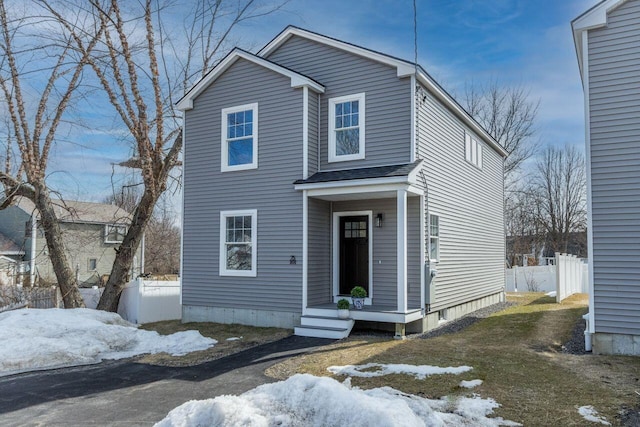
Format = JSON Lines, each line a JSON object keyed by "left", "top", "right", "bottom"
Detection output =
{"left": 336, "top": 298, "right": 350, "bottom": 319}
{"left": 350, "top": 286, "right": 367, "bottom": 310}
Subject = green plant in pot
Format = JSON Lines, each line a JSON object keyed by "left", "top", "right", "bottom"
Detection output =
{"left": 350, "top": 286, "right": 367, "bottom": 310}
{"left": 336, "top": 298, "right": 350, "bottom": 319}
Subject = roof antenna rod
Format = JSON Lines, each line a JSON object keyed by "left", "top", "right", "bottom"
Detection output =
{"left": 413, "top": 0, "right": 418, "bottom": 73}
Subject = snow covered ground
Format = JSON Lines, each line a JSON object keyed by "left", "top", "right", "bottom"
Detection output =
{"left": 0, "top": 308, "right": 216, "bottom": 377}
{"left": 155, "top": 373, "right": 522, "bottom": 427}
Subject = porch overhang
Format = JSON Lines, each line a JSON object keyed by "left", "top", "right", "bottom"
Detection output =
{"left": 294, "top": 161, "right": 423, "bottom": 201}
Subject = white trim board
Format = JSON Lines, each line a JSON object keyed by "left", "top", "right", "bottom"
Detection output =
{"left": 572, "top": 0, "right": 629, "bottom": 78}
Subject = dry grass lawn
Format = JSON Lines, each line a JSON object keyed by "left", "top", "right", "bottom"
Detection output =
{"left": 138, "top": 321, "right": 291, "bottom": 366}
{"left": 265, "top": 293, "right": 640, "bottom": 426}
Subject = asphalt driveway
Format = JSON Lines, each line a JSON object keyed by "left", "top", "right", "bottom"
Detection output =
{"left": 0, "top": 335, "right": 332, "bottom": 426}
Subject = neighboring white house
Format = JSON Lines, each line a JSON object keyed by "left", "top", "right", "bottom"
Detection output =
{"left": 178, "top": 26, "right": 508, "bottom": 339}
{"left": 573, "top": 0, "right": 640, "bottom": 355}
{"left": 0, "top": 198, "right": 144, "bottom": 287}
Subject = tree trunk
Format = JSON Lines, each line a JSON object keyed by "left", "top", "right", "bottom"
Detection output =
{"left": 97, "top": 189, "right": 157, "bottom": 312}
{"left": 33, "top": 186, "right": 85, "bottom": 308}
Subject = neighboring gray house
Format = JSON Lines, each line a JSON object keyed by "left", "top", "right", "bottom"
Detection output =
{"left": 0, "top": 198, "right": 143, "bottom": 287}
{"left": 573, "top": 0, "right": 640, "bottom": 355}
{"left": 178, "top": 27, "right": 507, "bottom": 338}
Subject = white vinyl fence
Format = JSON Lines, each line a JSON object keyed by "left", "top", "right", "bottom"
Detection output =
{"left": 505, "top": 265, "right": 557, "bottom": 293}
{"left": 117, "top": 278, "right": 181, "bottom": 324}
{"left": 555, "top": 253, "right": 587, "bottom": 302}
{"left": 506, "top": 255, "right": 588, "bottom": 299}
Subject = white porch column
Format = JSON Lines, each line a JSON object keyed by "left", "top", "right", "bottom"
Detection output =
{"left": 302, "top": 190, "right": 308, "bottom": 315}
{"left": 419, "top": 193, "right": 426, "bottom": 312}
{"left": 397, "top": 189, "right": 407, "bottom": 312}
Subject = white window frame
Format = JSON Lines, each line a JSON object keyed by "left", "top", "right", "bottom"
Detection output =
{"left": 221, "top": 103, "right": 258, "bottom": 172}
{"left": 104, "top": 224, "right": 126, "bottom": 244}
{"left": 429, "top": 214, "right": 440, "bottom": 262}
{"left": 328, "top": 93, "right": 365, "bottom": 163}
{"left": 219, "top": 209, "right": 257, "bottom": 277}
{"left": 465, "top": 132, "right": 483, "bottom": 170}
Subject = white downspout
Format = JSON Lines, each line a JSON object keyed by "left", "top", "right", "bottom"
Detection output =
{"left": 581, "top": 30, "right": 595, "bottom": 351}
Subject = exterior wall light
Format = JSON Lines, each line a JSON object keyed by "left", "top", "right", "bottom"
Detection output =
{"left": 376, "top": 213, "right": 383, "bottom": 228}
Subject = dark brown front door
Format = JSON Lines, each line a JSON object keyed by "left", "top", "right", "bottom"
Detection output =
{"left": 339, "top": 215, "right": 369, "bottom": 295}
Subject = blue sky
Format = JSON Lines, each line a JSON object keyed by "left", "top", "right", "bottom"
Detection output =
{"left": 45, "top": 0, "right": 599, "bottom": 203}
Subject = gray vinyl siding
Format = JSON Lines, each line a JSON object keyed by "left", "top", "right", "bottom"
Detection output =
{"left": 587, "top": 0, "right": 640, "bottom": 335}
{"left": 266, "top": 36, "right": 412, "bottom": 171}
{"left": 308, "top": 198, "right": 331, "bottom": 305}
{"left": 308, "top": 92, "right": 319, "bottom": 175}
{"left": 417, "top": 87, "right": 505, "bottom": 312}
{"left": 182, "top": 58, "right": 304, "bottom": 313}
{"left": 407, "top": 197, "right": 421, "bottom": 309}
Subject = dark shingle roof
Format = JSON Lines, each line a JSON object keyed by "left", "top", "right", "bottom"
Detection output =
{"left": 294, "top": 160, "right": 422, "bottom": 185}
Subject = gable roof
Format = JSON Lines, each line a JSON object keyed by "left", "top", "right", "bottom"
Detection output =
{"left": 13, "top": 198, "right": 132, "bottom": 225}
{"left": 259, "top": 26, "right": 508, "bottom": 158}
{"left": 572, "top": 0, "right": 630, "bottom": 78}
{"left": 176, "top": 48, "right": 325, "bottom": 111}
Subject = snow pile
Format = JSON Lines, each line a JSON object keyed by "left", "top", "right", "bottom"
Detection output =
{"left": 226, "top": 336, "right": 243, "bottom": 341}
{"left": 327, "top": 363, "right": 472, "bottom": 379}
{"left": 460, "top": 379, "right": 483, "bottom": 389}
{"left": 156, "top": 374, "right": 520, "bottom": 427}
{"left": 578, "top": 406, "right": 610, "bottom": 425}
{"left": 0, "top": 308, "right": 217, "bottom": 376}
{"left": 546, "top": 291, "right": 557, "bottom": 298}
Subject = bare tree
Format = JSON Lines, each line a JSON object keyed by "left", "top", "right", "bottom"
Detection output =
{"left": 105, "top": 184, "right": 180, "bottom": 275}
{"left": 464, "top": 80, "right": 539, "bottom": 186}
{"left": 531, "top": 145, "right": 586, "bottom": 254}
{"left": 144, "top": 199, "right": 181, "bottom": 275}
{"left": 0, "top": 0, "right": 106, "bottom": 307}
{"left": 45, "top": 0, "right": 286, "bottom": 311}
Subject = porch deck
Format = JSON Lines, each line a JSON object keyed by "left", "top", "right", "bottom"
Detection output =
{"left": 306, "top": 303, "right": 423, "bottom": 324}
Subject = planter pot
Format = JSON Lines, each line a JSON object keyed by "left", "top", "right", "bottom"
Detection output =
{"left": 351, "top": 297, "right": 365, "bottom": 310}
{"left": 337, "top": 309, "right": 350, "bottom": 319}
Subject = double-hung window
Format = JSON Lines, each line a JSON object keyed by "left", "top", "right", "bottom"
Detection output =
{"left": 221, "top": 103, "right": 258, "bottom": 172}
{"left": 220, "top": 209, "right": 257, "bottom": 276}
{"left": 328, "top": 93, "right": 365, "bottom": 162}
{"left": 429, "top": 214, "right": 440, "bottom": 262}
{"left": 465, "top": 132, "right": 483, "bottom": 169}
{"left": 105, "top": 224, "right": 126, "bottom": 243}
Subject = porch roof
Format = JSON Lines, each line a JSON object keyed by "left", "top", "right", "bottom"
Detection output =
{"left": 294, "top": 160, "right": 422, "bottom": 185}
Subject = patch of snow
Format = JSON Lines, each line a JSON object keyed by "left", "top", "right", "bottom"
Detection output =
{"left": 155, "top": 374, "right": 521, "bottom": 427}
{"left": 327, "top": 362, "right": 472, "bottom": 379}
{"left": 546, "top": 291, "right": 557, "bottom": 297}
{"left": 0, "top": 308, "right": 217, "bottom": 377}
{"left": 578, "top": 406, "right": 610, "bottom": 425}
{"left": 460, "top": 379, "right": 483, "bottom": 389}
{"left": 226, "top": 336, "right": 243, "bottom": 341}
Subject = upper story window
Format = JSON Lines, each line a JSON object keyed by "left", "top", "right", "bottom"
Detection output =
{"left": 465, "top": 132, "right": 483, "bottom": 169}
{"left": 105, "top": 224, "right": 126, "bottom": 244}
{"left": 328, "top": 93, "right": 365, "bottom": 162}
{"left": 221, "top": 103, "right": 258, "bottom": 172}
{"left": 429, "top": 214, "right": 440, "bottom": 262}
{"left": 220, "top": 209, "right": 257, "bottom": 277}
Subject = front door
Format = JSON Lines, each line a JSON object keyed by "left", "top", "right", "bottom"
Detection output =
{"left": 339, "top": 215, "right": 369, "bottom": 295}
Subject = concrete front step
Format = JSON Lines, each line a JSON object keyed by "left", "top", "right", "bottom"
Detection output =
{"left": 295, "top": 315, "right": 355, "bottom": 339}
